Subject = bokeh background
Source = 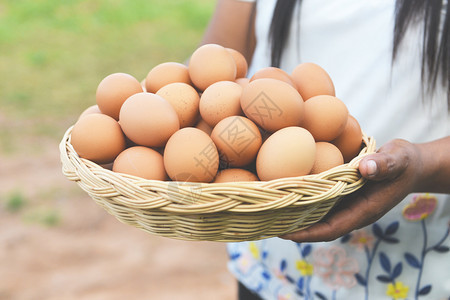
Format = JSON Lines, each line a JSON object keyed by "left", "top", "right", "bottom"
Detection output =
{"left": 0, "top": 0, "right": 236, "bottom": 299}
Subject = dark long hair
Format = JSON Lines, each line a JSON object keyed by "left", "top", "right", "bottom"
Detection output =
{"left": 269, "top": 0, "right": 449, "bottom": 103}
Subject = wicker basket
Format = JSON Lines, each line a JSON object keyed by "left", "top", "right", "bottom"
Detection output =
{"left": 60, "top": 126, "right": 376, "bottom": 242}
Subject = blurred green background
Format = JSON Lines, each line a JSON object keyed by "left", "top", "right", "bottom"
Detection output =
{"left": 0, "top": 2, "right": 237, "bottom": 299}
{"left": 0, "top": 0, "right": 215, "bottom": 154}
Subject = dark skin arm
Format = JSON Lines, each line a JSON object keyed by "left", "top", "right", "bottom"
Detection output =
{"left": 200, "top": 0, "right": 256, "bottom": 64}
{"left": 281, "top": 136, "right": 450, "bottom": 243}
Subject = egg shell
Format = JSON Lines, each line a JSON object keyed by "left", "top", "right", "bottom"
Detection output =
{"left": 156, "top": 82, "right": 200, "bottom": 128}
{"left": 302, "top": 95, "right": 349, "bottom": 141}
{"left": 226, "top": 48, "right": 248, "bottom": 78}
{"left": 310, "top": 142, "right": 344, "bottom": 174}
{"left": 199, "top": 81, "right": 243, "bottom": 127}
{"left": 78, "top": 104, "right": 102, "bottom": 120}
{"left": 213, "top": 168, "right": 258, "bottom": 183}
{"left": 96, "top": 73, "right": 143, "bottom": 120}
{"left": 119, "top": 92, "right": 180, "bottom": 148}
{"left": 195, "top": 118, "right": 213, "bottom": 135}
{"left": 332, "top": 115, "right": 363, "bottom": 162}
{"left": 164, "top": 127, "right": 219, "bottom": 183}
{"left": 71, "top": 114, "right": 126, "bottom": 164}
{"left": 240, "top": 78, "right": 304, "bottom": 132}
{"left": 250, "top": 67, "right": 296, "bottom": 88}
{"left": 235, "top": 77, "right": 250, "bottom": 89}
{"left": 113, "top": 146, "right": 167, "bottom": 181}
{"left": 145, "top": 62, "right": 191, "bottom": 93}
{"left": 188, "top": 44, "right": 237, "bottom": 91}
{"left": 291, "top": 62, "right": 335, "bottom": 100}
{"left": 211, "top": 116, "right": 262, "bottom": 167}
{"left": 256, "top": 126, "right": 316, "bottom": 181}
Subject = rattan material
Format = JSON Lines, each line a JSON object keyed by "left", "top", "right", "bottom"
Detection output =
{"left": 60, "top": 126, "right": 376, "bottom": 242}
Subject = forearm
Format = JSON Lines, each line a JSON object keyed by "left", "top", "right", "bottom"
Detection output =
{"left": 415, "top": 136, "right": 450, "bottom": 194}
{"left": 201, "top": 0, "right": 256, "bottom": 64}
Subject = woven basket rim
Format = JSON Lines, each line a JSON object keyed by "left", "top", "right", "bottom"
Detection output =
{"left": 59, "top": 125, "right": 376, "bottom": 241}
{"left": 60, "top": 125, "right": 376, "bottom": 209}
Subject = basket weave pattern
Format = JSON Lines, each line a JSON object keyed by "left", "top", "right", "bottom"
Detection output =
{"left": 60, "top": 126, "right": 376, "bottom": 242}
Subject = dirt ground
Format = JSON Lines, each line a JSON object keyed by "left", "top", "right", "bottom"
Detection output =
{"left": 0, "top": 139, "right": 237, "bottom": 300}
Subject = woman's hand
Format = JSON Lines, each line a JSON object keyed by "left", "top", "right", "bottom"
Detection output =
{"left": 281, "top": 136, "right": 450, "bottom": 243}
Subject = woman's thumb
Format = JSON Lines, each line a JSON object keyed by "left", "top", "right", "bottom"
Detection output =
{"left": 359, "top": 152, "right": 400, "bottom": 181}
{"left": 359, "top": 139, "right": 417, "bottom": 181}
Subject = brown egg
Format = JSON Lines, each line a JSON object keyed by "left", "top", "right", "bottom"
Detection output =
{"left": 96, "top": 73, "right": 143, "bottom": 120}
{"left": 250, "top": 67, "right": 296, "bottom": 88}
{"left": 188, "top": 44, "right": 237, "bottom": 91}
{"left": 156, "top": 82, "right": 200, "bottom": 128}
{"left": 256, "top": 126, "right": 316, "bottom": 181}
{"left": 211, "top": 116, "right": 262, "bottom": 167}
{"left": 199, "top": 81, "right": 243, "bottom": 127}
{"left": 119, "top": 92, "right": 179, "bottom": 147}
{"left": 113, "top": 146, "right": 167, "bottom": 180}
{"left": 302, "top": 95, "right": 348, "bottom": 141}
{"left": 291, "top": 62, "right": 335, "bottom": 100}
{"left": 164, "top": 127, "right": 219, "bottom": 183}
{"left": 235, "top": 77, "right": 250, "bottom": 89}
{"left": 79, "top": 104, "right": 101, "bottom": 119}
{"left": 145, "top": 62, "right": 191, "bottom": 93}
{"left": 195, "top": 118, "right": 213, "bottom": 135}
{"left": 71, "top": 114, "right": 126, "bottom": 164}
{"left": 240, "top": 78, "right": 304, "bottom": 132}
{"left": 310, "top": 142, "right": 344, "bottom": 174}
{"left": 226, "top": 48, "right": 248, "bottom": 78}
{"left": 213, "top": 168, "right": 258, "bottom": 183}
{"left": 332, "top": 115, "right": 363, "bottom": 162}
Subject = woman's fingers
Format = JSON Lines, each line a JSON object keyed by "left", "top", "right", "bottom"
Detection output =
{"left": 359, "top": 139, "right": 418, "bottom": 181}
{"left": 281, "top": 139, "right": 422, "bottom": 243}
{"left": 280, "top": 199, "right": 364, "bottom": 242}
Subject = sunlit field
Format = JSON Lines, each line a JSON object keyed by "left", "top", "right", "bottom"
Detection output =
{"left": 0, "top": 0, "right": 214, "bottom": 153}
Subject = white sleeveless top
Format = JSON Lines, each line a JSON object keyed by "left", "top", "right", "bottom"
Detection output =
{"left": 228, "top": 0, "right": 450, "bottom": 299}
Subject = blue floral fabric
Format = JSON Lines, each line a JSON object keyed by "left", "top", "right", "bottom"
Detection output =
{"left": 227, "top": 194, "right": 450, "bottom": 299}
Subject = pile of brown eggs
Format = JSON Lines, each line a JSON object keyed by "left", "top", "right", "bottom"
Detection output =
{"left": 71, "top": 43, "right": 363, "bottom": 183}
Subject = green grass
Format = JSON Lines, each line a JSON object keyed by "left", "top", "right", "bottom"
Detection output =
{"left": 23, "top": 208, "right": 61, "bottom": 227}
{"left": 2, "top": 185, "right": 85, "bottom": 227}
{"left": 4, "top": 190, "right": 27, "bottom": 213}
{"left": 0, "top": 0, "right": 215, "bottom": 153}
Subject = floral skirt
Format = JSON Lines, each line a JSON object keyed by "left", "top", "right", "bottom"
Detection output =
{"left": 227, "top": 193, "right": 450, "bottom": 300}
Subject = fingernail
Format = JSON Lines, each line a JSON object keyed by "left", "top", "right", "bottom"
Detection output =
{"left": 366, "top": 159, "right": 377, "bottom": 176}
